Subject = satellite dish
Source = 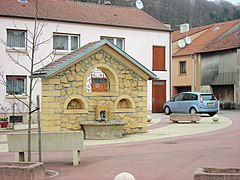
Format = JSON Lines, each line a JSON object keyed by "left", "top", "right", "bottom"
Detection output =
{"left": 185, "top": 36, "right": 192, "bottom": 45}
{"left": 135, "top": 0, "right": 144, "bottom": 9}
{"left": 178, "top": 39, "right": 186, "bottom": 48}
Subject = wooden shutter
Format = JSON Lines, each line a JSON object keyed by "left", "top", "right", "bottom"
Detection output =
{"left": 152, "top": 46, "right": 165, "bottom": 71}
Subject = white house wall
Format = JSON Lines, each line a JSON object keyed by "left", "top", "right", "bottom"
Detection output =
{"left": 0, "top": 17, "right": 170, "bottom": 112}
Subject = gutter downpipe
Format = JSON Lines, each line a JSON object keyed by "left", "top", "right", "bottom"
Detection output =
{"left": 169, "top": 32, "right": 172, "bottom": 98}
{"left": 191, "top": 53, "right": 195, "bottom": 91}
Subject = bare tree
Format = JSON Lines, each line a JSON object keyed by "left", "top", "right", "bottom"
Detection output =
{"left": 0, "top": 0, "right": 56, "bottom": 161}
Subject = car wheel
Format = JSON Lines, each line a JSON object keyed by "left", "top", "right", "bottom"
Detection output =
{"left": 190, "top": 107, "right": 197, "bottom": 114}
{"left": 164, "top": 106, "right": 171, "bottom": 115}
{"left": 208, "top": 112, "right": 216, "bottom": 117}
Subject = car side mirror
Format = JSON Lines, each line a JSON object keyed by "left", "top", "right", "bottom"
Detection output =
{"left": 170, "top": 98, "right": 175, "bottom": 102}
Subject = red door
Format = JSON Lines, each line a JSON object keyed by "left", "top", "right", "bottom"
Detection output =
{"left": 152, "top": 80, "right": 166, "bottom": 113}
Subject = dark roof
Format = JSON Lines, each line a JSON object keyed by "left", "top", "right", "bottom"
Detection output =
{"left": 172, "top": 19, "right": 240, "bottom": 56}
{"left": 0, "top": 0, "right": 171, "bottom": 31}
{"left": 33, "top": 39, "right": 157, "bottom": 79}
{"left": 199, "top": 30, "right": 240, "bottom": 53}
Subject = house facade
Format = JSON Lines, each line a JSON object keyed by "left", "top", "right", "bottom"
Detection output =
{"left": 172, "top": 20, "right": 240, "bottom": 106}
{"left": 0, "top": 0, "right": 172, "bottom": 121}
{"left": 199, "top": 30, "right": 240, "bottom": 108}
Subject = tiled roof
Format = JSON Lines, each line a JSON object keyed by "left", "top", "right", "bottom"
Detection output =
{"left": 33, "top": 39, "right": 157, "bottom": 79}
{"left": 34, "top": 41, "right": 100, "bottom": 75}
{"left": 199, "top": 30, "right": 240, "bottom": 53}
{"left": 173, "top": 19, "right": 240, "bottom": 56}
{"left": 0, "top": 0, "right": 171, "bottom": 31}
{"left": 172, "top": 25, "right": 211, "bottom": 42}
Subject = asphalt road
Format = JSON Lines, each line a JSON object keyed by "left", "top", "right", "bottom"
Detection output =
{"left": 44, "top": 110, "right": 240, "bottom": 179}
{"left": 0, "top": 110, "right": 239, "bottom": 180}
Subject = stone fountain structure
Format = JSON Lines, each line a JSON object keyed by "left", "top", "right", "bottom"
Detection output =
{"left": 80, "top": 106, "right": 126, "bottom": 139}
{"left": 33, "top": 40, "right": 156, "bottom": 137}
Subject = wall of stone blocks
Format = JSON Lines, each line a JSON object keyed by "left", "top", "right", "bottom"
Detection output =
{"left": 41, "top": 49, "right": 148, "bottom": 134}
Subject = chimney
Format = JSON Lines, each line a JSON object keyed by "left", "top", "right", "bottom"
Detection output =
{"left": 180, "top": 23, "right": 190, "bottom": 34}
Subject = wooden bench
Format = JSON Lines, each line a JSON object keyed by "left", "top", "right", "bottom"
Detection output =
{"left": 7, "top": 131, "right": 84, "bottom": 165}
{"left": 170, "top": 113, "right": 201, "bottom": 123}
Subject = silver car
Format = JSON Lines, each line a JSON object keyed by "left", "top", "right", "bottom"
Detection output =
{"left": 163, "top": 92, "right": 219, "bottom": 116}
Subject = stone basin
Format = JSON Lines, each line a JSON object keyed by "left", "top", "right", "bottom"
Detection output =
{"left": 80, "top": 120, "right": 126, "bottom": 140}
{"left": 0, "top": 162, "right": 45, "bottom": 180}
{"left": 194, "top": 167, "right": 240, "bottom": 180}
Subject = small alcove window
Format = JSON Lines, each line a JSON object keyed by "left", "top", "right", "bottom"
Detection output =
{"left": 64, "top": 96, "right": 88, "bottom": 114}
{"left": 67, "top": 99, "right": 82, "bottom": 109}
{"left": 114, "top": 95, "right": 136, "bottom": 113}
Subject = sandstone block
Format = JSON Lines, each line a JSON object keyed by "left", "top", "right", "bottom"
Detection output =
{"left": 42, "top": 91, "right": 60, "bottom": 97}
{"left": 60, "top": 76, "right": 68, "bottom": 84}
{"left": 76, "top": 64, "right": 81, "bottom": 72}
{"left": 55, "top": 84, "right": 62, "bottom": 90}
{"left": 42, "top": 97, "right": 55, "bottom": 103}
{"left": 42, "top": 85, "right": 54, "bottom": 91}
{"left": 96, "top": 53, "right": 103, "bottom": 60}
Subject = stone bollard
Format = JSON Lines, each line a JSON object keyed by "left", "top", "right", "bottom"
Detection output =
{"left": 212, "top": 115, "right": 219, "bottom": 123}
{"left": 147, "top": 115, "right": 152, "bottom": 122}
{"left": 114, "top": 172, "right": 136, "bottom": 180}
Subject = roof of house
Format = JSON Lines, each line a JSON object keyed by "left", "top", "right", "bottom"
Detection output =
{"left": 172, "top": 24, "right": 211, "bottom": 42}
{"left": 172, "top": 19, "right": 240, "bottom": 56}
{"left": 199, "top": 29, "right": 240, "bottom": 53}
{"left": 33, "top": 39, "right": 157, "bottom": 79}
{"left": 0, "top": 0, "right": 171, "bottom": 32}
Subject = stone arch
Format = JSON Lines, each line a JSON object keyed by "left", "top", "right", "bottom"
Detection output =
{"left": 64, "top": 95, "right": 88, "bottom": 114}
{"left": 114, "top": 95, "right": 136, "bottom": 112}
{"left": 83, "top": 63, "right": 119, "bottom": 95}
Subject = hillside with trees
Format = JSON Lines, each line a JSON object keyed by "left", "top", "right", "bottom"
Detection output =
{"left": 73, "top": 0, "right": 240, "bottom": 30}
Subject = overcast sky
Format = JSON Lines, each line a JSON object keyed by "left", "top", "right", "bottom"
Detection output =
{"left": 225, "top": 0, "right": 240, "bottom": 4}
{"left": 209, "top": 0, "right": 240, "bottom": 5}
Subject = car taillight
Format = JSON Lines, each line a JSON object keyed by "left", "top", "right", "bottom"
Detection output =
{"left": 200, "top": 95, "right": 203, "bottom": 103}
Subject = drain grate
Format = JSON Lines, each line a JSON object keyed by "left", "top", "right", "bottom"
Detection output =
{"left": 158, "top": 133, "right": 167, "bottom": 136}
{"left": 163, "top": 141, "right": 178, "bottom": 144}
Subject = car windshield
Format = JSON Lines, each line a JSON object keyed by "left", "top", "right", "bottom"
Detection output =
{"left": 201, "top": 94, "right": 215, "bottom": 101}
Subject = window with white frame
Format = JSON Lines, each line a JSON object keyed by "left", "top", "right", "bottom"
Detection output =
{"left": 6, "top": 75, "right": 27, "bottom": 95}
{"left": 100, "top": 36, "right": 125, "bottom": 50}
{"left": 53, "top": 33, "right": 80, "bottom": 52}
{"left": 7, "top": 29, "right": 26, "bottom": 49}
{"left": 179, "top": 61, "right": 186, "bottom": 74}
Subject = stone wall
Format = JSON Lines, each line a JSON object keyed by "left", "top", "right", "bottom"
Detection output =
{"left": 41, "top": 49, "right": 148, "bottom": 134}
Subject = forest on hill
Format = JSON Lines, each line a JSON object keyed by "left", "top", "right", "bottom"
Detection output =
{"left": 73, "top": 0, "right": 240, "bottom": 30}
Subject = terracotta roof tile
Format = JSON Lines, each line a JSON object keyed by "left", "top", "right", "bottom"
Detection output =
{"left": 172, "top": 25, "right": 211, "bottom": 42}
{"left": 0, "top": 0, "right": 171, "bottom": 31}
{"left": 199, "top": 30, "right": 240, "bottom": 53}
{"left": 173, "top": 19, "right": 240, "bottom": 56}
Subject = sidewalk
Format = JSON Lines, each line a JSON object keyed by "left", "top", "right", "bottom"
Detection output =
{"left": 0, "top": 114, "right": 232, "bottom": 152}
{"left": 84, "top": 114, "right": 231, "bottom": 146}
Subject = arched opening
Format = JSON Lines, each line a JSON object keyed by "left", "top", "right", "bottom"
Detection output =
{"left": 114, "top": 95, "right": 136, "bottom": 112}
{"left": 83, "top": 63, "right": 119, "bottom": 96}
{"left": 117, "top": 98, "right": 132, "bottom": 108}
{"left": 86, "top": 68, "right": 109, "bottom": 92}
{"left": 64, "top": 96, "right": 88, "bottom": 114}
{"left": 67, "top": 99, "right": 84, "bottom": 109}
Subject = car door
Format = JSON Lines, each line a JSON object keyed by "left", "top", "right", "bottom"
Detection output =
{"left": 181, "top": 93, "right": 194, "bottom": 113}
{"left": 169, "top": 93, "right": 184, "bottom": 113}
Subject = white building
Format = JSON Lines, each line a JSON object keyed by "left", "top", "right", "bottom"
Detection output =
{"left": 0, "top": 0, "right": 172, "bottom": 121}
